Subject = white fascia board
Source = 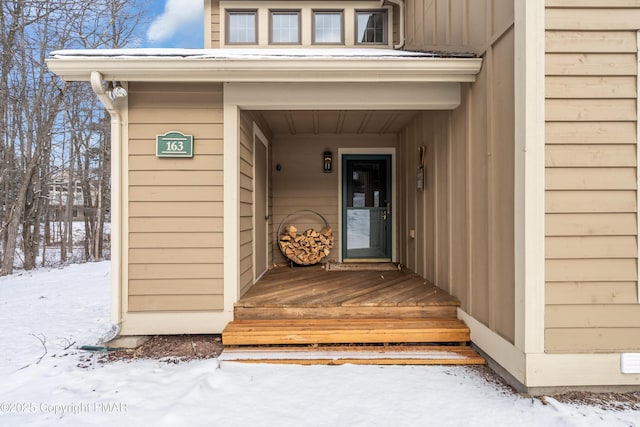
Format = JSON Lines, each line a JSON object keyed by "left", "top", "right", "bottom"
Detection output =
{"left": 45, "top": 57, "right": 482, "bottom": 83}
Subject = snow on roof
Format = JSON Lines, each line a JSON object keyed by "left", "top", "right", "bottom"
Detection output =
{"left": 50, "top": 48, "right": 475, "bottom": 60}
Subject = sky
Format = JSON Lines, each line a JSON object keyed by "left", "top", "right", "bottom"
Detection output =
{"left": 144, "top": 0, "right": 204, "bottom": 48}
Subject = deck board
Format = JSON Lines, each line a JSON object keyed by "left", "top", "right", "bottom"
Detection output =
{"left": 237, "top": 266, "right": 460, "bottom": 318}
{"left": 220, "top": 345, "right": 485, "bottom": 366}
{"left": 223, "top": 318, "right": 471, "bottom": 345}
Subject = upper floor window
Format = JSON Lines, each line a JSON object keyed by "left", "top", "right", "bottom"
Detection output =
{"left": 227, "top": 10, "right": 257, "bottom": 44}
{"left": 356, "top": 10, "right": 386, "bottom": 44}
{"left": 270, "top": 10, "right": 301, "bottom": 44}
{"left": 313, "top": 10, "right": 343, "bottom": 44}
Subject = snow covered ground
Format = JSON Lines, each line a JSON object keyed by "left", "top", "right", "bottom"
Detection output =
{"left": 0, "top": 263, "right": 638, "bottom": 426}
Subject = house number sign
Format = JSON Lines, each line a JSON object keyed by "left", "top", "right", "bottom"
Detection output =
{"left": 156, "top": 131, "right": 194, "bottom": 158}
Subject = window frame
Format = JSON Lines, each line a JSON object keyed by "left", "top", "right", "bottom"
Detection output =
{"left": 269, "top": 9, "right": 302, "bottom": 45}
{"left": 312, "top": 9, "right": 345, "bottom": 45}
{"left": 354, "top": 9, "right": 388, "bottom": 45}
{"left": 226, "top": 9, "right": 258, "bottom": 45}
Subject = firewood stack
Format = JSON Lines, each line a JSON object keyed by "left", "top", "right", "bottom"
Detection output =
{"left": 278, "top": 225, "right": 334, "bottom": 265}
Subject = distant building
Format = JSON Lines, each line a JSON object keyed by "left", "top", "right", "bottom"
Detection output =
{"left": 48, "top": 175, "right": 86, "bottom": 221}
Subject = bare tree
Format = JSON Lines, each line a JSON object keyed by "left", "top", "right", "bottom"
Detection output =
{"left": 0, "top": 0, "right": 146, "bottom": 275}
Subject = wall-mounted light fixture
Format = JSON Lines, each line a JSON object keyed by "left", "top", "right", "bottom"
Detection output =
{"left": 107, "top": 81, "right": 128, "bottom": 102}
{"left": 323, "top": 151, "right": 332, "bottom": 173}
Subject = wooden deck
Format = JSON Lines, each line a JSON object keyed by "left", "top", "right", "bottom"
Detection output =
{"left": 222, "top": 265, "right": 484, "bottom": 366}
{"left": 235, "top": 265, "right": 460, "bottom": 320}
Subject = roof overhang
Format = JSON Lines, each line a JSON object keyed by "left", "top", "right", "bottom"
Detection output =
{"left": 46, "top": 48, "right": 483, "bottom": 83}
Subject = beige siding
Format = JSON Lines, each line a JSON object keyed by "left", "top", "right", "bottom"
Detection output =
{"left": 405, "top": 0, "right": 513, "bottom": 56}
{"left": 271, "top": 134, "right": 398, "bottom": 264}
{"left": 210, "top": 0, "right": 220, "bottom": 48}
{"left": 544, "top": 2, "right": 640, "bottom": 353}
{"left": 239, "top": 112, "right": 253, "bottom": 296}
{"left": 238, "top": 111, "right": 272, "bottom": 297}
{"left": 127, "top": 82, "right": 224, "bottom": 313}
{"left": 400, "top": 1, "right": 516, "bottom": 343}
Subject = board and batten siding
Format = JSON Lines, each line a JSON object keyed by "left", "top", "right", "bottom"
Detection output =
{"left": 239, "top": 111, "right": 272, "bottom": 297}
{"left": 271, "top": 134, "right": 398, "bottom": 265}
{"left": 545, "top": 1, "right": 640, "bottom": 353}
{"left": 401, "top": 0, "right": 515, "bottom": 343}
{"left": 127, "top": 82, "right": 224, "bottom": 312}
{"left": 239, "top": 112, "right": 254, "bottom": 296}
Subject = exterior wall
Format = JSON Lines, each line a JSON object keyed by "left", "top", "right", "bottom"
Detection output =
{"left": 271, "top": 133, "right": 398, "bottom": 264}
{"left": 544, "top": 2, "right": 640, "bottom": 353}
{"left": 239, "top": 111, "right": 272, "bottom": 296}
{"left": 207, "top": 0, "right": 221, "bottom": 48}
{"left": 405, "top": 0, "right": 514, "bottom": 56}
{"left": 239, "top": 112, "right": 254, "bottom": 296}
{"left": 401, "top": 0, "right": 516, "bottom": 343}
{"left": 126, "top": 82, "right": 225, "bottom": 313}
{"left": 218, "top": 1, "right": 394, "bottom": 48}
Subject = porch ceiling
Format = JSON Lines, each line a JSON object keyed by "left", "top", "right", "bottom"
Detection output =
{"left": 256, "top": 110, "right": 419, "bottom": 135}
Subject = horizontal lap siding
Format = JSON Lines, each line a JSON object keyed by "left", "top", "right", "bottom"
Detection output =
{"left": 544, "top": 3, "right": 639, "bottom": 353}
{"left": 211, "top": 0, "right": 220, "bottom": 48}
{"left": 127, "top": 82, "right": 224, "bottom": 312}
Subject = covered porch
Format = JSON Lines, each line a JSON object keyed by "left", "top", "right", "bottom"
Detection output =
{"left": 235, "top": 264, "right": 460, "bottom": 320}
{"left": 222, "top": 265, "right": 484, "bottom": 365}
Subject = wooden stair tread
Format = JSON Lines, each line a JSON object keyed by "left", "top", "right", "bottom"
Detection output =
{"left": 222, "top": 318, "right": 471, "bottom": 346}
{"left": 220, "top": 345, "right": 485, "bottom": 366}
{"left": 233, "top": 305, "right": 458, "bottom": 320}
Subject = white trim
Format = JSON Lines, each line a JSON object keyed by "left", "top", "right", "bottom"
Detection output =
{"left": 527, "top": 353, "right": 640, "bottom": 388}
{"left": 121, "top": 311, "right": 232, "bottom": 335}
{"left": 224, "top": 94, "right": 241, "bottom": 314}
{"left": 252, "top": 122, "right": 269, "bottom": 283}
{"left": 513, "top": 0, "right": 546, "bottom": 354}
{"left": 121, "top": 87, "right": 130, "bottom": 318}
{"left": 458, "top": 309, "right": 526, "bottom": 384}
{"left": 460, "top": 309, "right": 640, "bottom": 388}
{"left": 46, "top": 56, "right": 482, "bottom": 84}
{"left": 338, "top": 148, "right": 397, "bottom": 263}
{"left": 89, "top": 72, "right": 124, "bottom": 326}
{"left": 223, "top": 82, "right": 462, "bottom": 110}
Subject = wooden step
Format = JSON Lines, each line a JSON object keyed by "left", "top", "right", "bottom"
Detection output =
{"left": 222, "top": 318, "right": 471, "bottom": 346}
{"left": 220, "top": 345, "right": 485, "bottom": 366}
{"left": 234, "top": 304, "right": 458, "bottom": 320}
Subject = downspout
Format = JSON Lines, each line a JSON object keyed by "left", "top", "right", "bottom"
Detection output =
{"left": 90, "top": 71, "right": 123, "bottom": 335}
{"left": 382, "top": 0, "right": 405, "bottom": 49}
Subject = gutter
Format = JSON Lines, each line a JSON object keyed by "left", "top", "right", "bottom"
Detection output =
{"left": 382, "top": 0, "right": 405, "bottom": 49}
{"left": 48, "top": 57, "right": 482, "bottom": 83}
{"left": 90, "top": 71, "right": 123, "bottom": 333}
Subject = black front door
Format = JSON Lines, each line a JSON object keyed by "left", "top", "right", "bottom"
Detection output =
{"left": 342, "top": 155, "right": 392, "bottom": 261}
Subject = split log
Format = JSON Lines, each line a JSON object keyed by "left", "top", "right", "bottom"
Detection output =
{"left": 279, "top": 225, "right": 334, "bottom": 265}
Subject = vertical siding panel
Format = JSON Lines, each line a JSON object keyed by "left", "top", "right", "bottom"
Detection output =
{"left": 491, "top": 27, "right": 516, "bottom": 342}
{"left": 450, "top": 94, "right": 469, "bottom": 310}
{"left": 436, "top": 111, "right": 451, "bottom": 291}
{"left": 468, "top": 60, "right": 490, "bottom": 326}
{"left": 239, "top": 112, "right": 254, "bottom": 296}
